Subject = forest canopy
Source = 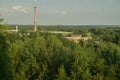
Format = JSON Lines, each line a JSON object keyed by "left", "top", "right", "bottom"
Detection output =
{"left": 0, "top": 20, "right": 120, "bottom": 80}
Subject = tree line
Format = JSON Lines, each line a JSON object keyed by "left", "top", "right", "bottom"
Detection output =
{"left": 0, "top": 18, "right": 120, "bottom": 80}
{"left": 0, "top": 30, "right": 120, "bottom": 80}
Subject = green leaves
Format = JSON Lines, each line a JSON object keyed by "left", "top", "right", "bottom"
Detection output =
{"left": 57, "top": 65, "right": 68, "bottom": 80}
{"left": 0, "top": 27, "right": 120, "bottom": 80}
{"left": 0, "top": 33, "right": 12, "bottom": 80}
{"left": 0, "top": 18, "right": 3, "bottom": 23}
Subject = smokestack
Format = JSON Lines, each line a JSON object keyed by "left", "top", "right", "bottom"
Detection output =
{"left": 34, "top": 6, "right": 37, "bottom": 32}
{"left": 16, "top": 25, "right": 18, "bottom": 33}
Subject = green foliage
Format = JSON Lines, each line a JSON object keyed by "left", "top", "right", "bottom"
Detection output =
{"left": 0, "top": 33, "right": 12, "bottom": 80}
{"left": 0, "top": 18, "right": 4, "bottom": 23}
{"left": 57, "top": 65, "right": 68, "bottom": 80}
{"left": 0, "top": 17, "right": 8, "bottom": 30}
{"left": 0, "top": 26, "right": 120, "bottom": 80}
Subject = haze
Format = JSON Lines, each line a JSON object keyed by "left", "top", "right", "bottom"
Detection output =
{"left": 0, "top": 0, "right": 120, "bottom": 25}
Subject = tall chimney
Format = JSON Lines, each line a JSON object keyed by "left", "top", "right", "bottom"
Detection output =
{"left": 34, "top": 6, "right": 37, "bottom": 32}
{"left": 16, "top": 25, "right": 18, "bottom": 33}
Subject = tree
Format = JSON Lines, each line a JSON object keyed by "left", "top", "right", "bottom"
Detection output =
{"left": 0, "top": 33, "right": 12, "bottom": 80}
{"left": 57, "top": 65, "right": 68, "bottom": 80}
{"left": 0, "top": 17, "right": 8, "bottom": 30}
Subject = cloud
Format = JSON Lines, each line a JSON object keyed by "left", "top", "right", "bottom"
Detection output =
{"left": 0, "top": 6, "right": 31, "bottom": 17}
{"left": 12, "top": 5, "right": 30, "bottom": 13}
{"left": 0, "top": 8, "right": 10, "bottom": 13}
{"left": 40, "top": 0, "right": 52, "bottom": 2}
{"left": 0, "top": 7, "right": 11, "bottom": 16}
{"left": 56, "top": 10, "right": 68, "bottom": 15}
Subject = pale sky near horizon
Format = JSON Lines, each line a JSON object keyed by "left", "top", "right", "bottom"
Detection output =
{"left": 0, "top": 0, "right": 120, "bottom": 25}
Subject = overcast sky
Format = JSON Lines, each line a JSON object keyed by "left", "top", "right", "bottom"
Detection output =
{"left": 0, "top": 0, "right": 120, "bottom": 25}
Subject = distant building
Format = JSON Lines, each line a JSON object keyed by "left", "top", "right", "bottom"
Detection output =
{"left": 66, "top": 35, "right": 92, "bottom": 43}
{"left": 66, "top": 35, "right": 82, "bottom": 42}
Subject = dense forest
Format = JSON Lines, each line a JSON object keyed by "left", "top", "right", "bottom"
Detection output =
{"left": 0, "top": 20, "right": 120, "bottom": 80}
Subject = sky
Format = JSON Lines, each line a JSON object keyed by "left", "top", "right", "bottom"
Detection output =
{"left": 0, "top": 0, "right": 120, "bottom": 25}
